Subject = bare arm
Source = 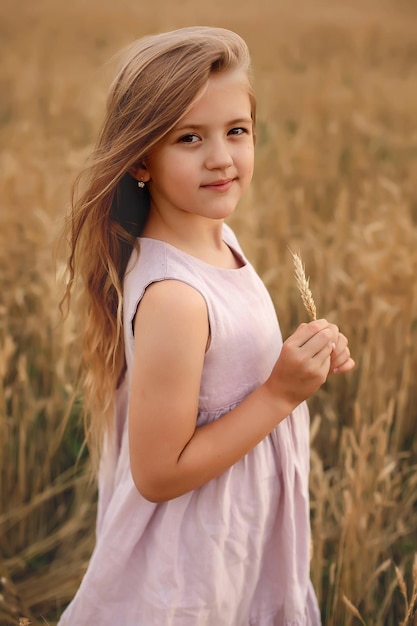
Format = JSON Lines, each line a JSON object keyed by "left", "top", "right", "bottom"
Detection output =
{"left": 128, "top": 280, "right": 354, "bottom": 502}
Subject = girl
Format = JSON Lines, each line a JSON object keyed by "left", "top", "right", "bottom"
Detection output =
{"left": 59, "top": 26, "right": 354, "bottom": 626}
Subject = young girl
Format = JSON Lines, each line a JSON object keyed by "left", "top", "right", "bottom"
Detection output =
{"left": 59, "top": 26, "right": 354, "bottom": 626}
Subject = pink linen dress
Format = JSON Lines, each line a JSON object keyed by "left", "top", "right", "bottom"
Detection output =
{"left": 58, "top": 224, "right": 321, "bottom": 626}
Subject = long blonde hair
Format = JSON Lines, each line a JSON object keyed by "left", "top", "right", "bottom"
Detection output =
{"left": 62, "top": 26, "right": 256, "bottom": 464}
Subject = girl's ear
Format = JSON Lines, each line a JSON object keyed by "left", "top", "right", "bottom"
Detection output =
{"left": 130, "top": 162, "right": 151, "bottom": 183}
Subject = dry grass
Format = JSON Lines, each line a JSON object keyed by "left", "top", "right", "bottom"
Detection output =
{"left": 1, "top": 0, "right": 416, "bottom": 624}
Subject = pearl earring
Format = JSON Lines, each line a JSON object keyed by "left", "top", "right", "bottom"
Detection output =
{"left": 137, "top": 180, "right": 145, "bottom": 189}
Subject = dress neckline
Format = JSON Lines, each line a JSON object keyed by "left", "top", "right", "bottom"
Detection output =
{"left": 138, "top": 230, "right": 248, "bottom": 273}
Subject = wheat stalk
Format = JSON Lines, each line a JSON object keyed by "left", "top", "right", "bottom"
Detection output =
{"left": 290, "top": 250, "right": 317, "bottom": 320}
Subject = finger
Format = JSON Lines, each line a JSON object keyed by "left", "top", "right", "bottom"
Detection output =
{"left": 331, "top": 343, "right": 350, "bottom": 369}
{"left": 332, "top": 357, "right": 355, "bottom": 374}
{"left": 299, "top": 328, "right": 335, "bottom": 360}
{"left": 331, "top": 333, "right": 348, "bottom": 356}
{"left": 327, "top": 323, "right": 339, "bottom": 346}
{"left": 313, "top": 343, "right": 333, "bottom": 372}
{"left": 293, "top": 319, "right": 336, "bottom": 348}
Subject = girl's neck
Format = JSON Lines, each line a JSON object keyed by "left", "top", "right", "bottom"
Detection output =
{"left": 141, "top": 213, "right": 241, "bottom": 269}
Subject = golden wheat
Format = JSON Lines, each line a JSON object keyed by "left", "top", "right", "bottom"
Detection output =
{"left": 290, "top": 250, "right": 317, "bottom": 321}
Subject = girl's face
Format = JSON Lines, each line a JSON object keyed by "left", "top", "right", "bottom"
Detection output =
{"left": 138, "top": 71, "right": 255, "bottom": 224}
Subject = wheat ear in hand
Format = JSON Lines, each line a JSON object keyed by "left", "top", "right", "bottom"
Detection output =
{"left": 290, "top": 250, "right": 317, "bottom": 320}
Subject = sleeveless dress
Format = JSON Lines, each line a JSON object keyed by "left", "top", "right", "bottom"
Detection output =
{"left": 58, "top": 224, "right": 321, "bottom": 626}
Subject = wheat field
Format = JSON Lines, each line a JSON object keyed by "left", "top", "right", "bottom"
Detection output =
{"left": 1, "top": 0, "right": 416, "bottom": 624}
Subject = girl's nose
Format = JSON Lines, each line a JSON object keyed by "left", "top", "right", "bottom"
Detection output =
{"left": 205, "top": 139, "right": 233, "bottom": 170}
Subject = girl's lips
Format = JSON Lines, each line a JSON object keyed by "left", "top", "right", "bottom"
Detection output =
{"left": 201, "top": 179, "right": 234, "bottom": 191}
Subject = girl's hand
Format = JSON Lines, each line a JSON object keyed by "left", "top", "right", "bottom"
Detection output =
{"left": 265, "top": 319, "right": 339, "bottom": 410}
{"left": 330, "top": 332, "right": 355, "bottom": 375}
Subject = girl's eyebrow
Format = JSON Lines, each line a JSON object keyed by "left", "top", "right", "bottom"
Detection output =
{"left": 174, "top": 117, "right": 253, "bottom": 132}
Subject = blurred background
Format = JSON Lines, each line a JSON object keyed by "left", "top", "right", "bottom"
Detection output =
{"left": 1, "top": 0, "right": 416, "bottom": 624}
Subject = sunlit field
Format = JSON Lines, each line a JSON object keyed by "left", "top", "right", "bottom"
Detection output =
{"left": 1, "top": 0, "right": 417, "bottom": 624}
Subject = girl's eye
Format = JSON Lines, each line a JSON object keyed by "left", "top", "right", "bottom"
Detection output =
{"left": 178, "top": 133, "right": 200, "bottom": 144}
{"left": 228, "top": 127, "right": 247, "bottom": 136}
